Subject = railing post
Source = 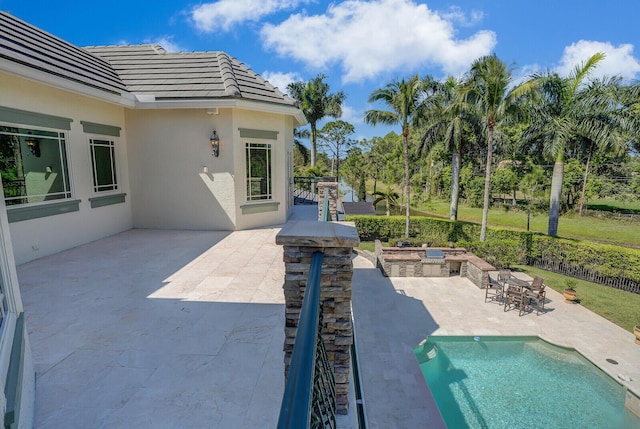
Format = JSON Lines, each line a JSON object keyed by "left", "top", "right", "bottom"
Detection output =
{"left": 317, "top": 182, "right": 338, "bottom": 221}
{"left": 276, "top": 220, "right": 360, "bottom": 415}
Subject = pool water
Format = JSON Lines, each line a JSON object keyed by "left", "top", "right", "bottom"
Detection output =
{"left": 414, "top": 336, "right": 639, "bottom": 429}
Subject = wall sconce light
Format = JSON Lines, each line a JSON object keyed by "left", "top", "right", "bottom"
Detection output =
{"left": 25, "top": 133, "right": 41, "bottom": 157}
{"left": 210, "top": 130, "right": 220, "bottom": 157}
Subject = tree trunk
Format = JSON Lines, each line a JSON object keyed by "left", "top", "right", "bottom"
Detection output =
{"left": 403, "top": 131, "right": 410, "bottom": 238}
{"left": 310, "top": 124, "right": 317, "bottom": 166}
{"left": 548, "top": 161, "right": 564, "bottom": 236}
{"left": 450, "top": 149, "right": 461, "bottom": 220}
{"left": 480, "top": 128, "right": 493, "bottom": 241}
{"left": 578, "top": 152, "right": 591, "bottom": 216}
{"left": 426, "top": 153, "right": 433, "bottom": 201}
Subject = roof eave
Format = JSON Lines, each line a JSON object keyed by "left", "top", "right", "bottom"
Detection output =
{"left": 133, "top": 97, "right": 307, "bottom": 126}
{"left": 1, "top": 60, "right": 136, "bottom": 107}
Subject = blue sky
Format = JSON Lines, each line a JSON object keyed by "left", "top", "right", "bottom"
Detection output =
{"left": 3, "top": 0, "right": 640, "bottom": 141}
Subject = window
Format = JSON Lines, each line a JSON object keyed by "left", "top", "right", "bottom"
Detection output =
{"left": 0, "top": 126, "right": 71, "bottom": 205}
{"left": 90, "top": 138, "right": 118, "bottom": 193}
{"left": 246, "top": 142, "right": 272, "bottom": 201}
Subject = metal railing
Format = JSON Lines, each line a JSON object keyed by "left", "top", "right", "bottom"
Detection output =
{"left": 293, "top": 176, "right": 336, "bottom": 205}
{"left": 277, "top": 252, "right": 336, "bottom": 429}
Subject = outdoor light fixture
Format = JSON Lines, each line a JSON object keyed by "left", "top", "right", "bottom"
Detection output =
{"left": 210, "top": 130, "right": 220, "bottom": 157}
{"left": 25, "top": 133, "right": 40, "bottom": 157}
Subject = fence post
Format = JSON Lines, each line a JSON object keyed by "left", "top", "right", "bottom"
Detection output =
{"left": 276, "top": 220, "right": 360, "bottom": 414}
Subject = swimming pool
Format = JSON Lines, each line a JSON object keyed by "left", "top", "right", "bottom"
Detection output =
{"left": 414, "top": 336, "right": 639, "bottom": 428}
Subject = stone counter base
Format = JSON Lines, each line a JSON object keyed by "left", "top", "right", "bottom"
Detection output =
{"left": 374, "top": 241, "right": 495, "bottom": 289}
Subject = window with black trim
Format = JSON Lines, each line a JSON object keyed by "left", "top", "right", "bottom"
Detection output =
{"left": 0, "top": 125, "right": 71, "bottom": 205}
{"left": 246, "top": 142, "right": 272, "bottom": 201}
{"left": 89, "top": 138, "right": 118, "bottom": 193}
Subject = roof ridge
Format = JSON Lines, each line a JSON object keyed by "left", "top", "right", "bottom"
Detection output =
{"left": 216, "top": 52, "right": 240, "bottom": 97}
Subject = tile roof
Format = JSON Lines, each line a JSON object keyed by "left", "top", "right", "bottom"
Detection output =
{"left": 0, "top": 11, "right": 126, "bottom": 95}
{"left": 1, "top": 12, "right": 297, "bottom": 109}
{"left": 85, "top": 45, "right": 296, "bottom": 106}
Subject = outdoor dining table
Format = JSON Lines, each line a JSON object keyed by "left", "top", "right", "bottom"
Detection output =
{"left": 506, "top": 276, "right": 531, "bottom": 289}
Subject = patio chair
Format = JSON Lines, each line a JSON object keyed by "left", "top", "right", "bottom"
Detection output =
{"left": 529, "top": 276, "right": 544, "bottom": 292}
{"left": 527, "top": 284, "right": 546, "bottom": 315}
{"left": 498, "top": 270, "right": 511, "bottom": 285}
{"left": 504, "top": 285, "right": 528, "bottom": 316}
{"left": 485, "top": 275, "right": 505, "bottom": 303}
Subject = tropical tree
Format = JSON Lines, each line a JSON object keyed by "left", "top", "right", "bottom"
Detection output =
{"left": 293, "top": 127, "right": 310, "bottom": 166}
{"left": 287, "top": 74, "right": 346, "bottom": 166}
{"left": 372, "top": 188, "right": 399, "bottom": 216}
{"left": 417, "top": 75, "right": 483, "bottom": 220}
{"left": 342, "top": 146, "right": 367, "bottom": 201}
{"left": 460, "top": 54, "right": 519, "bottom": 241}
{"left": 317, "top": 120, "right": 357, "bottom": 181}
{"left": 522, "top": 53, "right": 636, "bottom": 235}
{"left": 365, "top": 75, "right": 431, "bottom": 238}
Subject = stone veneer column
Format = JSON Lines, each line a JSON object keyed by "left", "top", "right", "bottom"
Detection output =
{"left": 317, "top": 182, "right": 338, "bottom": 221}
{"left": 276, "top": 220, "right": 360, "bottom": 414}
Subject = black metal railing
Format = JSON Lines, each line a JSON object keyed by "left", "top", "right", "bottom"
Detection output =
{"left": 293, "top": 176, "right": 336, "bottom": 205}
{"left": 278, "top": 252, "right": 336, "bottom": 429}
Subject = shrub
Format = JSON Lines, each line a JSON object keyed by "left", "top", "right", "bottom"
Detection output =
{"left": 348, "top": 214, "right": 640, "bottom": 284}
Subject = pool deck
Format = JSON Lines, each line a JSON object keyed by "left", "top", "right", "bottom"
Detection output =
{"left": 16, "top": 205, "right": 640, "bottom": 428}
{"left": 352, "top": 256, "right": 640, "bottom": 428}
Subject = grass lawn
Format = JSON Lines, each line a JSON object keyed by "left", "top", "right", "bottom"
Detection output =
{"left": 586, "top": 198, "right": 640, "bottom": 214}
{"left": 411, "top": 199, "right": 640, "bottom": 248}
{"left": 514, "top": 264, "right": 640, "bottom": 333}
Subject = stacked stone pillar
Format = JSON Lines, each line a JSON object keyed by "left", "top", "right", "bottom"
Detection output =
{"left": 276, "top": 220, "right": 360, "bottom": 414}
{"left": 317, "top": 182, "right": 338, "bottom": 221}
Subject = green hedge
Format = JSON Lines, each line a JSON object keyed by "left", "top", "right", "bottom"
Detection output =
{"left": 528, "top": 235, "right": 640, "bottom": 281}
{"left": 347, "top": 215, "right": 640, "bottom": 282}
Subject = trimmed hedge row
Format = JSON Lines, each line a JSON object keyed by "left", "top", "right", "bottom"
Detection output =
{"left": 346, "top": 215, "right": 640, "bottom": 284}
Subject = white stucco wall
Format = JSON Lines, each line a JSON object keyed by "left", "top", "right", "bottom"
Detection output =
{"left": 233, "top": 109, "right": 293, "bottom": 230}
{"left": 1, "top": 74, "right": 133, "bottom": 264}
{"left": 125, "top": 108, "right": 237, "bottom": 230}
{"left": 125, "top": 107, "right": 295, "bottom": 231}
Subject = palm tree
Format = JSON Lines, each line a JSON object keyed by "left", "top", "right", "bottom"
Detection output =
{"left": 460, "top": 54, "right": 518, "bottom": 241}
{"left": 293, "top": 127, "right": 310, "bottom": 165}
{"left": 418, "top": 76, "right": 483, "bottom": 220}
{"left": 521, "top": 53, "right": 635, "bottom": 235}
{"left": 365, "top": 75, "right": 430, "bottom": 238}
{"left": 287, "top": 74, "right": 346, "bottom": 166}
{"left": 372, "top": 188, "right": 399, "bottom": 216}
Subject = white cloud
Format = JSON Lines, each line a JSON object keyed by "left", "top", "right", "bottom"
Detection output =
{"left": 261, "top": 70, "right": 302, "bottom": 93}
{"left": 191, "top": 0, "right": 311, "bottom": 32}
{"left": 556, "top": 40, "right": 640, "bottom": 81}
{"left": 261, "top": 0, "right": 496, "bottom": 83}
{"left": 146, "top": 36, "right": 184, "bottom": 53}
{"left": 441, "top": 6, "right": 484, "bottom": 28}
{"left": 339, "top": 104, "right": 363, "bottom": 125}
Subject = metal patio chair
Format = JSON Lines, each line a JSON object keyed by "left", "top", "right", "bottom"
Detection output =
{"left": 527, "top": 284, "right": 546, "bottom": 315}
{"left": 504, "top": 284, "right": 528, "bottom": 316}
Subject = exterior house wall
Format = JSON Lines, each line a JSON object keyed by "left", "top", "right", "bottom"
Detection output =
{"left": 125, "top": 108, "right": 237, "bottom": 230}
{"left": 1, "top": 74, "right": 133, "bottom": 264}
{"left": 125, "top": 108, "right": 294, "bottom": 231}
{"left": 233, "top": 109, "right": 294, "bottom": 230}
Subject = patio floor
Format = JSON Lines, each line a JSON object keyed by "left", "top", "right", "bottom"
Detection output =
{"left": 16, "top": 207, "right": 640, "bottom": 428}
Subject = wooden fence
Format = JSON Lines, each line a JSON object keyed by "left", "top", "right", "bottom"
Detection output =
{"left": 526, "top": 257, "right": 640, "bottom": 294}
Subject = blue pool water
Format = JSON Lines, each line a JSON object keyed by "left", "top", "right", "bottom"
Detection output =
{"left": 414, "top": 336, "right": 639, "bottom": 428}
